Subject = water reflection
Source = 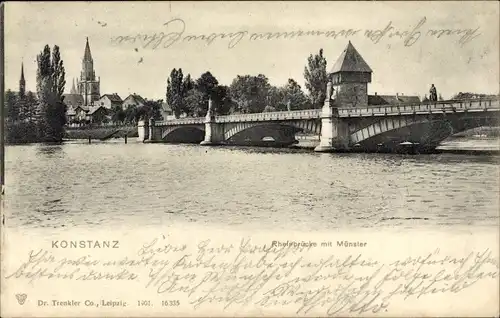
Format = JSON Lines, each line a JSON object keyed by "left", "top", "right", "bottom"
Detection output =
{"left": 36, "top": 144, "right": 65, "bottom": 157}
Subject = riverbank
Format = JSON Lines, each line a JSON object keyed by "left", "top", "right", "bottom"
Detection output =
{"left": 437, "top": 137, "right": 499, "bottom": 155}
{"left": 64, "top": 126, "right": 138, "bottom": 140}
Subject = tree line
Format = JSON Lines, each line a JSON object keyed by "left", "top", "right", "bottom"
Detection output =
{"left": 109, "top": 99, "right": 164, "bottom": 125}
{"left": 6, "top": 45, "right": 67, "bottom": 143}
{"left": 165, "top": 49, "right": 329, "bottom": 118}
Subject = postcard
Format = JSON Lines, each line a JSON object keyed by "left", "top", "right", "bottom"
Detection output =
{"left": 1, "top": 1, "right": 499, "bottom": 317}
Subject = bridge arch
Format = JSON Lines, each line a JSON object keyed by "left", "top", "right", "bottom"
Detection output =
{"left": 350, "top": 113, "right": 498, "bottom": 151}
{"left": 224, "top": 120, "right": 321, "bottom": 141}
{"left": 161, "top": 125, "right": 205, "bottom": 143}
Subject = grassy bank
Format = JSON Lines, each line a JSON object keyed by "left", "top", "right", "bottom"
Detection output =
{"left": 64, "top": 126, "right": 138, "bottom": 140}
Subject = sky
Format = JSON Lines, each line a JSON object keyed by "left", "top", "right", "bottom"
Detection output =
{"left": 5, "top": 1, "right": 499, "bottom": 100}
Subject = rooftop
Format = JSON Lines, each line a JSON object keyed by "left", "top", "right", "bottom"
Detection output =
{"left": 368, "top": 94, "right": 420, "bottom": 105}
{"left": 62, "top": 94, "right": 84, "bottom": 107}
{"left": 101, "top": 93, "right": 123, "bottom": 102}
{"left": 330, "top": 41, "right": 372, "bottom": 74}
{"left": 125, "top": 94, "right": 146, "bottom": 104}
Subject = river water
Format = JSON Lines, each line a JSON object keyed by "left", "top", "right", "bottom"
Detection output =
{"left": 3, "top": 138, "right": 499, "bottom": 232}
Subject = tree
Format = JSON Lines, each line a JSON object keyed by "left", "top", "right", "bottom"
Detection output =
{"left": 229, "top": 74, "right": 272, "bottom": 113}
{"left": 111, "top": 104, "right": 126, "bottom": 124}
{"left": 304, "top": 48, "right": 328, "bottom": 108}
{"left": 139, "top": 99, "right": 164, "bottom": 121}
{"left": 184, "top": 89, "right": 205, "bottom": 117}
{"left": 52, "top": 46, "right": 66, "bottom": 100}
{"left": 5, "top": 90, "right": 18, "bottom": 121}
{"left": 36, "top": 45, "right": 52, "bottom": 135}
{"left": 36, "top": 44, "right": 67, "bottom": 141}
{"left": 268, "top": 86, "right": 286, "bottom": 111}
{"left": 166, "top": 68, "right": 185, "bottom": 118}
{"left": 263, "top": 105, "right": 277, "bottom": 112}
{"left": 92, "top": 109, "right": 107, "bottom": 125}
{"left": 183, "top": 74, "right": 195, "bottom": 92}
{"left": 182, "top": 72, "right": 222, "bottom": 117}
{"left": 5, "top": 90, "right": 39, "bottom": 143}
{"left": 212, "top": 85, "right": 233, "bottom": 115}
{"left": 24, "top": 91, "right": 38, "bottom": 123}
{"left": 282, "top": 79, "right": 311, "bottom": 110}
{"left": 196, "top": 72, "right": 219, "bottom": 98}
{"left": 124, "top": 104, "right": 138, "bottom": 124}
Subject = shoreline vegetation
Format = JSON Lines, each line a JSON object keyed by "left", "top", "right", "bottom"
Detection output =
{"left": 64, "top": 125, "right": 138, "bottom": 140}
{"left": 5, "top": 123, "right": 138, "bottom": 144}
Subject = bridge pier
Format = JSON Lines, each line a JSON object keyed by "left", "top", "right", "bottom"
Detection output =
{"left": 148, "top": 118, "right": 155, "bottom": 142}
{"left": 137, "top": 120, "right": 149, "bottom": 142}
{"left": 315, "top": 116, "right": 350, "bottom": 152}
{"left": 315, "top": 83, "right": 350, "bottom": 152}
{"left": 200, "top": 98, "right": 224, "bottom": 146}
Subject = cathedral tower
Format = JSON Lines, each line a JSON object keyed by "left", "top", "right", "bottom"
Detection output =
{"left": 70, "top": 78, "right": 77, "bottom": 94}
{"left": 78, "top": 37, "right": 100, "bottom": 106}
{"left": 19, "top": 62, "right": 26, "bottom": 97}
{"left": 329, "top": 41, "right": 372, "bottom": 107}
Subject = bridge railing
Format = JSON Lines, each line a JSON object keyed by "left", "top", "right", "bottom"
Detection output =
{"left": 155, "top": 109, "right": 321, "bottom": 126}
{"left": 215, "top": 109, "right": 321, "bottom": 123}
{"left": 155, "top": 117, "right": 206, "bottom": 126}
{"left": 338, "top": 97, "right": 500, "bottom": 117}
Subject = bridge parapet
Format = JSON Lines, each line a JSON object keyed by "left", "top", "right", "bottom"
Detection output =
{"left": 155, "top": 109, "right": 322, "bottom": 126}
{"left": 215, "top": 109, "right": 322, "bottom": 123}
{"left": 338, "top": 98, "right": 500, "bottom": 117}
{"left": 155, "top": 117, "right": 205, "bottom": 126}
{"left": 153, "top": 98, "right": 499, "bottom": 126}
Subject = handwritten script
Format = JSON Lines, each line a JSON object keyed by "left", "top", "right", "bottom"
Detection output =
{"left": 109, "top": 17, "right": 481, "bottom": 50}
{"left": 5, "top": 236, "right": 499, "bottom": 315}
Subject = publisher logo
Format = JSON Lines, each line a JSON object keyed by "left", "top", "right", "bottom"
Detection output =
{"left": 15, "top": 293, "right": 27, "bottom": 305}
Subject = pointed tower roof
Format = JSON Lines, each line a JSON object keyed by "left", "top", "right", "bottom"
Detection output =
{"left": 330, "top": 41, "right": 372, "bottom": 74}
{"left": 70, "top": 78, "right": 77, "bottom": 94}
{"left": 83, "top": 37, "right": 93, "bottom": 61}
{"left": 20, "top": 62, "right": 25, "bottom": 81}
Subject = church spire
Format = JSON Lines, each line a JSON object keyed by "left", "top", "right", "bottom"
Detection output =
{"left": 19, "top": 62, "right": 26, "bottom": 96}
{"left": 83, "top": 37, "right": 93, "bottom": 61}
{"left": 70, "top": 78, "right": 77, "bottom": 94}
{"left": 80, "top": 37, "right": 100, "bottom": 106}
{"left": 81, "top": 37, "right": 96, "bottom": 82}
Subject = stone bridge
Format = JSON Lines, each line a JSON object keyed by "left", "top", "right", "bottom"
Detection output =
{"left": 137, "top": 42, "right": 499, "bottom": 153}
{"left": 138, "top": 97, "right": 499, "bottom": 153}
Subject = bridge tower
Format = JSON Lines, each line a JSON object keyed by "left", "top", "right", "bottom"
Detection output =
{"left": 330, "top": 41, "right": 372, "bottom": 108}
{"left": 315, "top": 42, "right": 372, "bottom": 152}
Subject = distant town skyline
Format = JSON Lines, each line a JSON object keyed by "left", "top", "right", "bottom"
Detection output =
{"left": 5, "top": 2, "right": 499, "bottom": 100}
